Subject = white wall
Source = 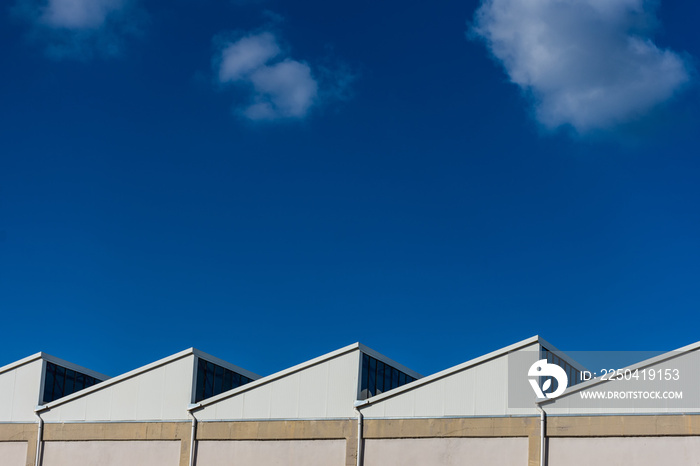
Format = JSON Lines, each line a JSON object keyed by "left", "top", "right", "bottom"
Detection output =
{"left": 196, "top": 440, "right": 346, "bottom": 466}
{"left": 42, "top": 355, "right": 194, "bottom": 422}
{"left": 549, "top": 437, "right": 700, "bottom": 465}
{"left": 364, "top": 437, "right": 528, "bottom": 466}
{"left": 0, "top": 442, "right": 28, "bottom": 466}
{"left": 0, "top": 358, "right": 43, "bottom": 422}
{"left": 42, "top": 441, "right": 181, "bottom": 466}
{"left": 361, "top": 343, "right": 540, "bottom": 418}
{"left": 197, "top": 351, "right": 361, "bottom": 420}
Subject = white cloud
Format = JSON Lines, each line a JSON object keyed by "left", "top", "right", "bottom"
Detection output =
{"left": 14, "top": 0, "right": 138, "bottom": 59}
{"left": 471, "top": 0, "right": 692, "bottom": 133}
{"left": 217, "top": 31, "right": 349, "bottom": 121}
{"left": 39, "top": 0, "right": 124, "bottom": 29}
{"left": 219, "top": 32, "right": 280, "bottom": 82}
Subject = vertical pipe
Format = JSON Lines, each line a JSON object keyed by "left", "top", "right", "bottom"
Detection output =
{"left": 34, "top": 409, "right": 45, "bottom": 466}
{"left": 187, "top": 404, "right": 200, "bottom": 466}
{"left": 536, "top": 405, "right": 546, "bottom": 466}
{"left": 354, "top": 407, "right": 363, "bottom": 466}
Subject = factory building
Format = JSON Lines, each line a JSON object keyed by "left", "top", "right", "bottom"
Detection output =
{"left": 1, "top": 336, "right": 699, "bottom": 466}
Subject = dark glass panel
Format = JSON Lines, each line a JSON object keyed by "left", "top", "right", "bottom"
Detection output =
{"left": 223, "top": 370, "right": 233, "bottom": 392}
{"left": 360, "top": 354, "right": 369, "bottom": 398}
{"left": 43, "top": 363, "right": 55, "bottom": 403}
{"left": 376, "top": 361, "right": 385, "bottom": 394}
{"left": 384, "top": 365, "right": 392, "bottom": 392}
{"left": 398, "top": 372, "right": 406, "bottom": 387}
{"left": 391, "top": 368, "right": 399, "bottom": 390}
{"left": 196, "top": 359, "right": 207, "bottom": 402}
{"left": 368, "top": 357, "right": 376, "bottom": 397}
{"left": 75, "top": 373, "right": 85, "bottom": 391}
{"left": 213, "top": 365, "right": 224, "bottom": 395}
{"left": 205, "top": 361, "right": 215, "bottom": 399}
{"left": 54, "top": 365, "right": 66, "bottom": 399}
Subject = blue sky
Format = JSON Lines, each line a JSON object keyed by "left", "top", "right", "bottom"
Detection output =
{"left": 1, "top": 0, "right": 699, "bottom": 379}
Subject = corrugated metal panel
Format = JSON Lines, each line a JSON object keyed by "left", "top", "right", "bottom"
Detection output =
{"left": 102, "top": 373, "right": 139, "bottom": 421}
{"left": 269, "top": 371, "right": 300, "bottom": 419}
{"left": 8, "top": 359, "right": 43, "bottom": 422}
{"left": 383, "top": 389, "right": 415, "bottom": 418}
{"left": 242, "top": 384, "right": 272, "bottom": 419}
{"left": 363, "top": 343, "right": 540, "bottom": 418}
{"left": 325, "top": 352, "right": 360, "bottom": 418}
{"left": 296, "top": 359, "right": 329, "bottom": 419}
{"left": 84, "top": 384, "right": 113, "bottom": 421}
{"left": 473, "top": 356, "right": 508, "bottom": 416}
{"left": 443, "top": 369, "right": 476, "bottom": 416}
{"left": 213, "top": 394, "right": 244, "bottom": 420}
{"left": 163, "top": 356, "right": 193, "bottom": 419}
{"left": 414, "top": 378, "right": 446, "bottom": 417}
{"left": 0, "top": 366, "right": 18, "bottom": 421}
{"left": 198, "top": 350, "right": 360, "bottom": 421}
{"left": 43, "top": 354, "right": 195, "bottom": 422}
{"left": 136, "top": 366, "right": 166, "bottom": 420}
{"left": 59, "top": 396, "right": 87, "bottom": 421}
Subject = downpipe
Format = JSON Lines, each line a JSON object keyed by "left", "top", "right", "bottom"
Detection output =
{"left": 34, "top": 406, "right": 47, "bottom": 466}
{"left": 354, "top": 400, "right": 370, "bottom": 466}
{"left": 536, "top": 405, "right": 546, "bottom": 466}
{"left": 187, "top": 404, "right": 201, "bottom": 466}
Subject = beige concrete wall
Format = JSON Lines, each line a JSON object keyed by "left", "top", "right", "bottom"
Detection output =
{"left": 549, "top": 436, "right": 700, "bottom": 465}
{"left": 42, "top": 440, "right": 181, "bottom": 466}
{"left": 364, "top": 437, "right": 528, "bottom": 466}
{"left": 197, "top": 439, "right": 346, "bottom": 466}
{"left": 0, "top": 442, "right": 28, "bottom": 466}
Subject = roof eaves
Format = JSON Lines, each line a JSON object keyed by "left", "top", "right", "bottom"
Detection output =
{"left": 40, "top": 353, "right": 110, "bottom": 381}
{"left": 192, "top": 348, "right": 261, "bottom": 381}
{"left": 537, "top": 336, "right": 588, "bottom": 372}
{"left": 357, "top": 343, "right": 423, "bottom": 379}
{"left": 0, "top": 352, "right": 44, "bottom": 376}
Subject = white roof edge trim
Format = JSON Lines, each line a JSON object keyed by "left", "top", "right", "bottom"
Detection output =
{"left": 192, "top": 349, "right": 261, "bottom": 380}
{"left": 357, "top": 343, "right": 423, "bottom": 379}
{"left": 539, "top": 339, "right": 700, "bottom": 406}
{"left": 194, "top": 343, "right": 362, "bottom": 409}
{"left": 0, "top": 352, "right": 44, "bottom": 376}
{"left": 0, "top": 352, "right": 108, "bottom": 380}
{"left": 356, "top": 335, "right": 542, "bottom": 408}
{"left": 41, "top": 353, "right": 110, "bottom": 381}
{"left": 538, "top": 337, "right": 588, "bottom": 372}
{"left": 42, "top": 348, "right": 196, "bottom": 410}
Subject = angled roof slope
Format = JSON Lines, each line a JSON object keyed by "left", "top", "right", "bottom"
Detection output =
{"left": 0, "top": 352, "right": 108, "bottom": 423}
{"left": 540, "top": 339, "right": 700, "bottom": 415}
{"left": 357, "top": 336, "right": 577, "bottom": 418}
{"left": 193, "top": 342, "right": 422, "bottom": 421}
{"left": 40, "top": 348, "right": 259, "bottom": 422}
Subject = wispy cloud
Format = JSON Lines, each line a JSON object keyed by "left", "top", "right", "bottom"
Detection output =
{"left": 215, "top": 31, "right": 352, "bottom": 121}
{"left": 14, "top": 0, "right": 141, "bottom": 59}
{"left": 470, "top": 0, "right": 692, "bottom": 133}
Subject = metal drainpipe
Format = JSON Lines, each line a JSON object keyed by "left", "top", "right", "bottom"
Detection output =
{"left": 34, "top": 406, "right": 47, "bottom": 466}
{"left": 187, "top": 404, "right": 201, "bottom": 466}
{"left": 536, "top": 404, "right": 546, "bottom": 466}
{"left": 353, "top": 400, "right": 370, "bottom": 466}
